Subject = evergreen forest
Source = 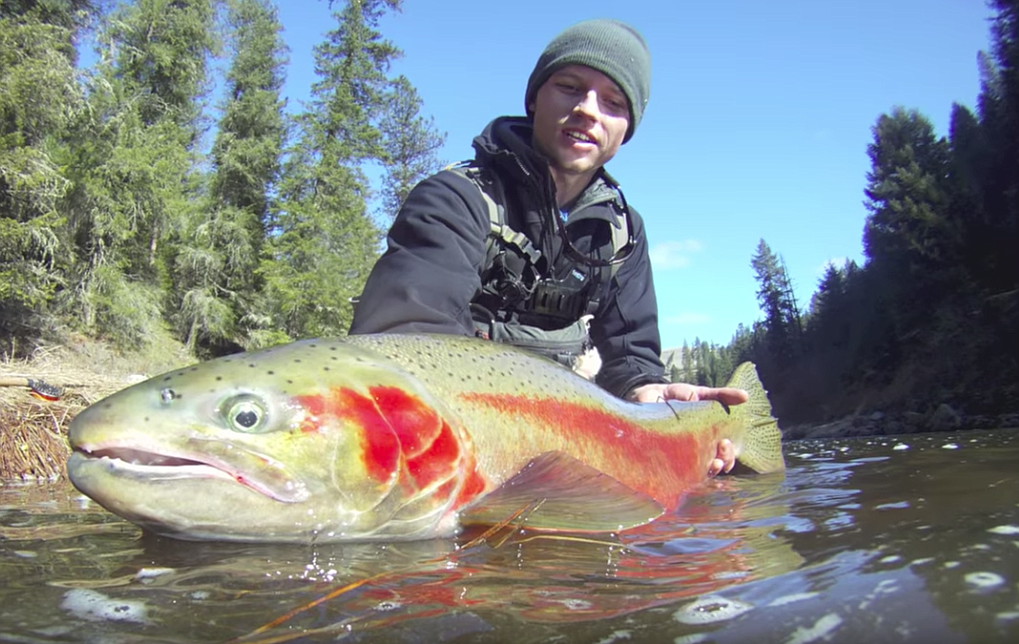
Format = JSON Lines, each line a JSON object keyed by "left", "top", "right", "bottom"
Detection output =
{"left": 1, "top": 0, "right": 444, "bottom": 357}
{"left": 669, "top": 0, "right": 1019, "bottom": 424}
{"left": 2, "top": 0, "right": 1017, "bottom": 426}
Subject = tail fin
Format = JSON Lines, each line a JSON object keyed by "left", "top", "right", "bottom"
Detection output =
{"left": 726, "top": 362, "right": 785, "bottom": 473}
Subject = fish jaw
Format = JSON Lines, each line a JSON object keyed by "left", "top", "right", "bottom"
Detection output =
{"left": 66, "top": 339, "right": 488, "bottom": 542}
{"left": 68, "top": 434, "right": 309, "bottom": 503}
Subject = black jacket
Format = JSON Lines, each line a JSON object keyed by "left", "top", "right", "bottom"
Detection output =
{"left": 350, "top": 116, "right": 668, "bottom": 398}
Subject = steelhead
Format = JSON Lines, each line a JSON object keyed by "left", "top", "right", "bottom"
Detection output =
{"left": 67, "top": 334, "right": 784, "bottom": 542}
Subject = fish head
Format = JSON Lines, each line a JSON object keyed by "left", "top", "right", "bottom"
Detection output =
{"left": 67, "top": 339, "right": 483, "bottom": 542}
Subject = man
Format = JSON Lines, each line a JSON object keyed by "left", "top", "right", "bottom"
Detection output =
{"left": 351, "top": 19, "right": 740, "bottom": 475}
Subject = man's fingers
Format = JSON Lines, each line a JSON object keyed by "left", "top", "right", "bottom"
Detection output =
{"left": 708, "top": 439, "right": 736, "bottom": 477}
{"left": 708, "top": 457, "right": 724, "bottom": 477}
{"left": 721, "top": 439, "right": 736, "bottom": 473}
{"left": 706, "top": 387, "right": 749, "bottom": 406}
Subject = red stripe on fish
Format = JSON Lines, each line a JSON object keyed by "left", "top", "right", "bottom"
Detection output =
{"left": 460, "top": 393, "right": 711, "bottom": 507}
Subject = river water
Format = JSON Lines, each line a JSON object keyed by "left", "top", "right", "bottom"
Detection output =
{"left": 1, "top": 429, "right": 1017, "bottom": 644}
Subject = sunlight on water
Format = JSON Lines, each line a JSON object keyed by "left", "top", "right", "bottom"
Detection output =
{"left": 0, "top": 429, "right": 1017, "bottom": 643}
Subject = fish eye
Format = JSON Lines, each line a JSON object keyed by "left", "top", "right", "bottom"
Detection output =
{"left": 223, "top": 397, "right": 268, "bottom": 433}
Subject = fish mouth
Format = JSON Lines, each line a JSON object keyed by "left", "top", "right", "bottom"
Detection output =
{"left": 70, "top": 443, "right": 309, "bottom": 503}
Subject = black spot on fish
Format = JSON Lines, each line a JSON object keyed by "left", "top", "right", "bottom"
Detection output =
{"left": 215, "top": 376, "right": 222, "bottom": 381}
{"left": 294, "top": 359, "right": 301, "bottom": 363}
{"left": 267, "top": 370, "right": 274, "bottom": 375}
{"left": 162, "top": 376, "right": 172, "bottom": 382}
{"left": 287, "top": 379, "right": 293, "bottom": 384}
{"left": 248, "top": 363, "right": 256, "bottom": 368}
{"left": 323, "top": 367, "right": 330, "bottom": 372}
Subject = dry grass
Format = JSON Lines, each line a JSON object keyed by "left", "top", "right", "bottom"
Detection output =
{"left": 0, "top": 336, "right": 193, "bottom": 481}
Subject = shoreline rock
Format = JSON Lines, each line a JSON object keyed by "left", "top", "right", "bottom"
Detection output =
{"left": 782, "top": 405, "right": 1019, "bottom": 441}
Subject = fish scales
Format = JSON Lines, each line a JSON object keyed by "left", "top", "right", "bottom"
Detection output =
{"left": 67, "top": 334, "right": 784, "bottom": 542}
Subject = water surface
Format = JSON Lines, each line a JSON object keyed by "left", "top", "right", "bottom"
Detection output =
{"left": 1, "top": 429, "right": 1017, "bottom": 643}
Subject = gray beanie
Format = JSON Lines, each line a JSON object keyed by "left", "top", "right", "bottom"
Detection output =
{"left": 525, "top": 19, "right": 651, "bottom": 143}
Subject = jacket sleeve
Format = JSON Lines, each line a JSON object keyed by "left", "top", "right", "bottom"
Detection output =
{"left": 590, "top": 206, "right": 669, "bottom": 399}
{"left": 349, "top": 171, "right": 491, "bottom": 336}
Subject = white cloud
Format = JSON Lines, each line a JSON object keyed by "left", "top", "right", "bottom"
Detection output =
{"left": 649, "top": 240, "right": 703, "bottom": 270}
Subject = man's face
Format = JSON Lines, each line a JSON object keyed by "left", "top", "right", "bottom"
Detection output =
{"left": 529, "top": 65, "right": 630, "bottom": 180}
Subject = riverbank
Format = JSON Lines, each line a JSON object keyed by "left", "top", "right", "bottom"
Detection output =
{"left": 782, "top": 404, "right": 1019, "bottom": 440}
{"left": 0, "top": 336, "right": 191, "bottom": 480}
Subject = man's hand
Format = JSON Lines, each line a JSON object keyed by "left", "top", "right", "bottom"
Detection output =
{"left": 628, "top": 382, "right": 745, "bottom": 476}
{"left": 628, "top": 382, "right": 749, "bottom": 406}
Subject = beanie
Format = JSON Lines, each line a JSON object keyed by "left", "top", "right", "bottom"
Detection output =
{"left": 524, "top": 19, "right": 651, "bottom": 143}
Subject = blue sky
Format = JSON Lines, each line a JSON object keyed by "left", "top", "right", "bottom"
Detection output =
{"left": 275, "top": 1, "right": 991, "bottom": 349}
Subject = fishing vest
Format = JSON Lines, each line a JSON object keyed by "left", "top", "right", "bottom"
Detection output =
{"left": 446, "top": 162, "right": 631, "bottom": 368}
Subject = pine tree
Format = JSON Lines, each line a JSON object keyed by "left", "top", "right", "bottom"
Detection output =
{"left": 60, "top": 0, "right": 217, "bottom": 347}
{"left": 377, "top": 74, "right": 446, "bottom": 220}
{"left": 861, "top": 107, "right": 963, "bottom": 353}
{"left": 171, "top": 0, "right": 288, "bottom": 354}
{"left": 968, "top": 1, "right": 1019, "bottom": 296}
{"left": 262, "top": 0, "right": 402, "bottom": 339}
{"left": 750, "top": 239, "right": 800, "bottom": 369}
{"left": 0, "top": 11, "right": 83, "bottom": 343}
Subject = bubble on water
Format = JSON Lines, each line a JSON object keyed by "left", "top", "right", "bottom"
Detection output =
{"left": 997, "top": 611, "right": 1019, "bottom": 623}
{"left": 786, "top": 613, "right": 843, "bottom": 644}
{"left": 593, "top": 630, "right": 632, "bottom": 644}
{"left": 892, "top": 443, "right": 909, "bottom": 451}
{"left": 876, "top": 501, "right": 910, "bottom": 510}
{"left": 60, "top": 589, "right": 149, "bottom": 624}
{"left": 944, "top": 561, "right": 961, "bottom": 569}
{"left": 965, "top": 572, "right": 1005, "bottom": 589}
{"left": 673, "top": 595, "right": 753, "bottom": 624}
{"left": 674, "top": 635, "right": 711, "bottom": 644}
{"left": 560, "top": 598, "right": 594, "bottom": 611}
{"left": 910, "top": 557, "right": 935, "bottom": 566}
{"left": 375, "top": 600, "right": 402, "bottom": 611}
{"left": 941, "top": 443, "right": 959, "bottom": 450}
{"left": 879, "top": 555, "right": 902, "bottom": 564}
{"left": 769, "top": 592, "right": 819, "bottom": 607}
{"left": 988, "top": 525, "right": 1019, "bottom": 536}
{"left": 134, "top": 567, "right": 174, "bottom": 581}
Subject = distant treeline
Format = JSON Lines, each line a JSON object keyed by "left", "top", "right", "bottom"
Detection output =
{"left": 1, "top": 0, "right": 444, "bottom": 356}
{"left": 670, "top": 0, "right": 1019, "bottom": 423}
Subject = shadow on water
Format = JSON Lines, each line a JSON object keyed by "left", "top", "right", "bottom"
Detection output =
{"left": 1, "top": 429, "right": 1017, "bottom": 643}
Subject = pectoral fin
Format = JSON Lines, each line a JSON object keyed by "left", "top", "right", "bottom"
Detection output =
{"left": 460, "top": 451, "right": 664, "bottom": 532}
